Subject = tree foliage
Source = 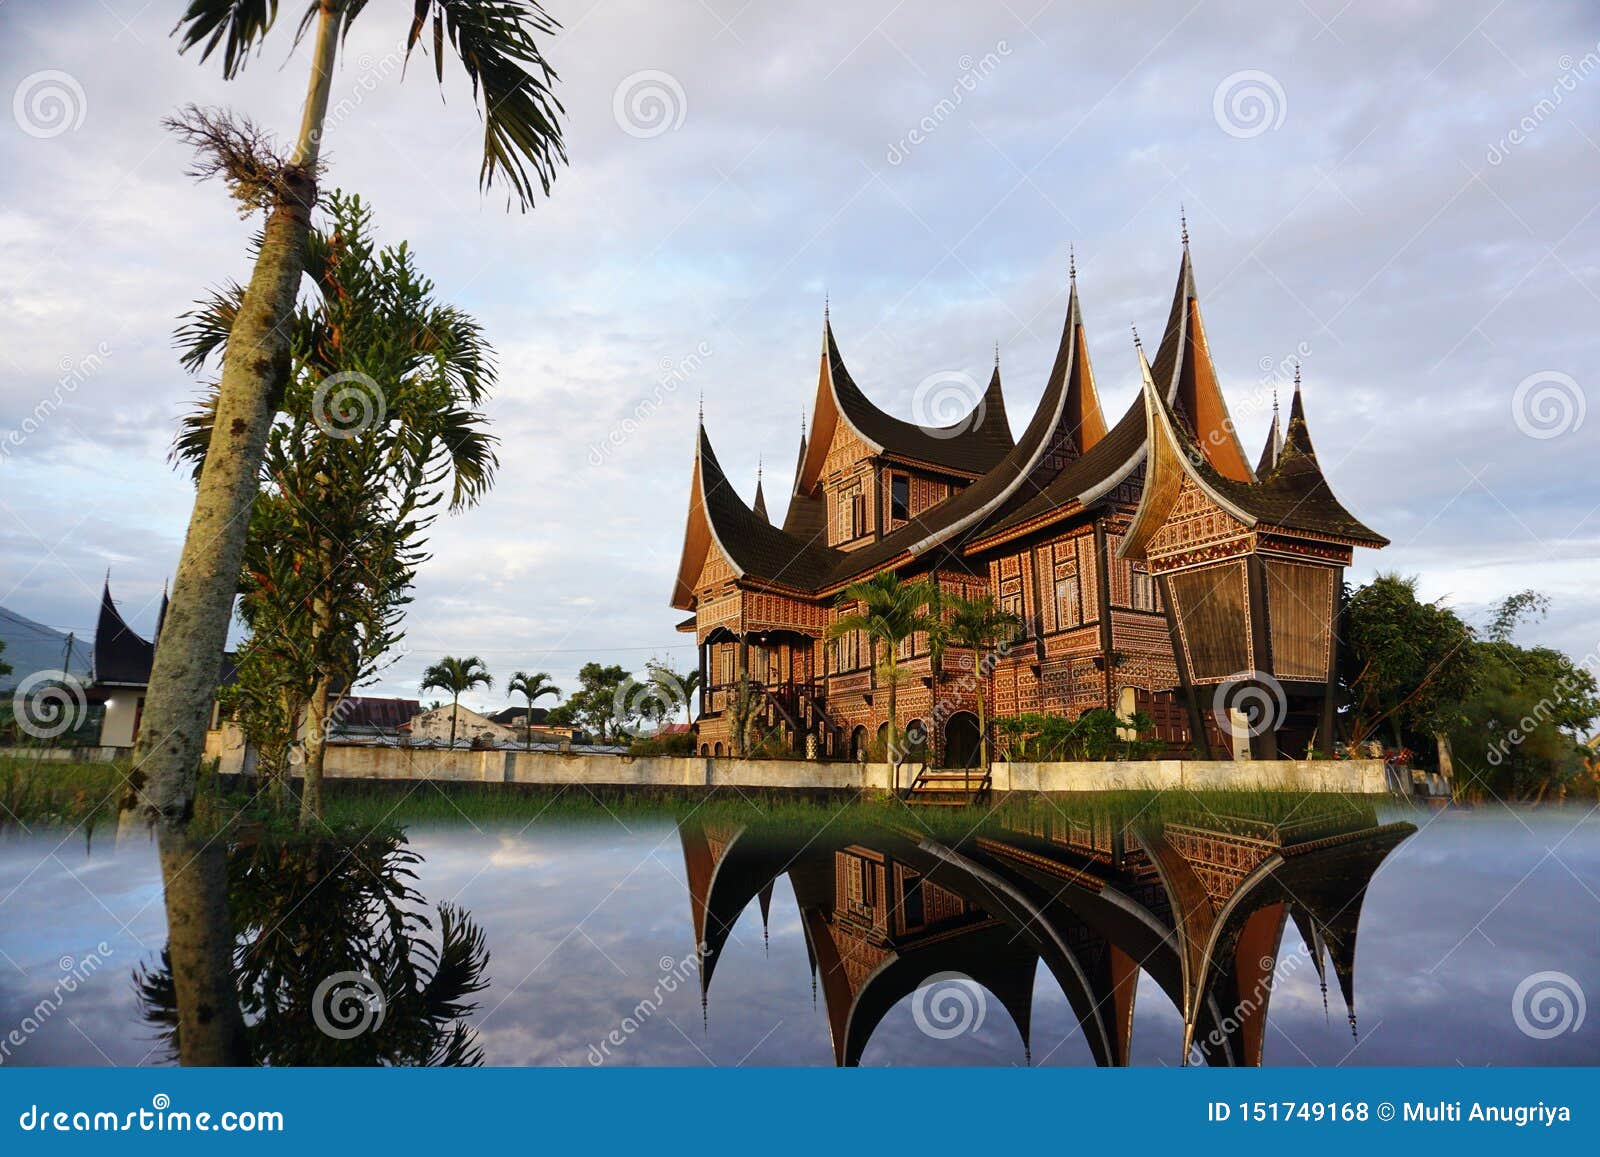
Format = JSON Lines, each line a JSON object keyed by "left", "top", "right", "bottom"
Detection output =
{"left": 995, "top": 710, "right": 1161, "bottom": 762}
{"left": 177, "top": 194, "right": 498, "bottom": 808}
{"left": 1341, "top": 576, "right": 1598, "bottom": 800}
{"left": 936, "top": 592, "right": 1021, "bottom": 768}
{"left": 1451, "top": 593, "right": 1599, "bottom": 801}
{"left": 173, "top": 0, "right": 567, "bottom": 210}
{"left": 563, "top": 662, "right": 635, "bottom": 743}
{"left": 421, "top": 656, "right": 494, "bottom": 748}
{"left": 135, "top": 824, "right": 489, "bottom": 1066}
{"left": 829, "top": 571, "right": 941, "bottom": 770}
{"left": 506, "top": 670, "right": 559, "bottom": 748}
{"left": 1340, "top": 573, "right": 1477, "bottom": 746}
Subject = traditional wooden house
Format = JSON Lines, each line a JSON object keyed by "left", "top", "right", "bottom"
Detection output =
{"left": 672, "top": 239, "right": 1386, "bottom": 764}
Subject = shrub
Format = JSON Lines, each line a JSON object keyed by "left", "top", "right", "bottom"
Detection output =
{"left": 627, "top": 729, "right": 696, "bottom": 757}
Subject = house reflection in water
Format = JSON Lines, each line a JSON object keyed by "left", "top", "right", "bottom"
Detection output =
{"left": 680, "top": 807, "right": 1414, "bottom": 1066}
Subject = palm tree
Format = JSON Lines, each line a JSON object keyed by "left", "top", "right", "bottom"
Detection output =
{"left": 506, "top": 671, "right": 559, "bottom": 749}
{"left": 133, "top": 0, "right": 566, "bottom": 839}
{"left": 827, "top": 571, "right": 941, "bottom": 777}
{"left": 172, "top": 194, "right": 500, "bottom": 826}
{"left": 421, "top": 657, "right": 494, "bottom": 748}
{"left": 646, "top": 659, "right": 702, "bottom": 728}
{"left": 941, "top": 594, "right": 1022, "bottom": 770}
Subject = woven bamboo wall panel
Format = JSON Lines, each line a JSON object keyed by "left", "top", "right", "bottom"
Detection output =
{"left": 1265, "top": 559, "right": 1334, "bottom": 679}
{"left": 1168, "top": 561, "right": 1252, "bottom": 682}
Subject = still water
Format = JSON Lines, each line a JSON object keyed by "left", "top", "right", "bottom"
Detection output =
{"left": 2, "top": 800, "right": 1597, "bottom": 1067}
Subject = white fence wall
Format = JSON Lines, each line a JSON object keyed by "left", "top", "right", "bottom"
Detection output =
{"left": 198, "top": 732, "right": 1388, "bottom": 793}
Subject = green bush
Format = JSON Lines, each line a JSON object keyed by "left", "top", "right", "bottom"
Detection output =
{"left": 995, "top": 709, "right": 1162, "bottom": 761}
{"left": 627, "top": 729, "right": 696, "bottom": 757}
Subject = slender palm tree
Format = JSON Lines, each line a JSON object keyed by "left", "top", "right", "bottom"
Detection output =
{"left": 421, "top": 657, "right": 494, "bottom": 748}
{"left": 172, "top": 194, "right": 499, "bottom": 826}
{"left": 646, "top": 659, "right": 701, "bottom": 728}
{"left": 941, "top": 594, "right": 1022, "bottom": 770}
{"left": 506, "top": 670, "right": 559, "bottom": 749}
{"left": 134, "top": 0, "right": 566, "bottom": 839}
{"left": 678, "top": 669, "right": 704, "bottom": 728}
{"left": 827, "top": 571, "right": 941, "bottom": 775}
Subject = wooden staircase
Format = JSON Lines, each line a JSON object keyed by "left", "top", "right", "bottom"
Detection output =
{"left": 901, "top": 763, "right": 993, "bottom": 807}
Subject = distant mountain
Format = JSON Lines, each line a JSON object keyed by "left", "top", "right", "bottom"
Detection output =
{"left": 0, "top": 605, "right": 93, "bottom": 691}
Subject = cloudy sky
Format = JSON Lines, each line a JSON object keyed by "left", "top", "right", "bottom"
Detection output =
{"left": 2, "top": 0, "right": 1597, "bottom": 709}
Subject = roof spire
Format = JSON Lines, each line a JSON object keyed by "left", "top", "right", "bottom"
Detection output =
{"left": 1130, "top": 323, "right": 1142, "bottom": 350}
{"left": 1180, "top": 204, "right": 1189, "bottom": 247}
{"left": 994, "top": 339, "right": 1000, "bottom": 369}
{"left": 1069, "top": 243, "right": 1077, "bottom": 284}
{"left": 697, "top": 389, "right": 704, "bottom": 424}
{"left": 823, "top": 292, "right": 829, "bottom": 323}
{"left": 1294, "top": 360, "right": 1302, "bottom": 393}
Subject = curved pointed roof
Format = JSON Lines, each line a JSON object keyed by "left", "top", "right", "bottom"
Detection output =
{"left": 780, "top": 427, "right": 826, "bottom": 541}
{"left": 1152, "top": 244, "right": 1255, "bottom": 482}
{"left": 1057, "top": 277, "right": 1109, "bottom": 454}
{"left": 92, "top": 578, "right": 155, "bottom": 687}
{"left": 1256, "top": 400, "right": 1283, "bottom": 476}
{"left": 1120, "top": 361, "right": 1389, "bottom": 560}
{"left": 975, "top": 250, "right": 1386, "bottom": 554}
{"left": 819, "top": 278, "right": 1113, "bottom": 587}
{"left": 795, "top": 318, "right": 1015, "bottom": 494}
{"left": 671, "top": 424, "right": 843, "bottom": 609}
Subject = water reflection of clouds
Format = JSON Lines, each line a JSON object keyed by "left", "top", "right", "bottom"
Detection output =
{"left": 1, "top": 810, "right": 1596, "bottom": 1066}
{"left": 0, "top": 841, "right": 166, "bottom": 1066}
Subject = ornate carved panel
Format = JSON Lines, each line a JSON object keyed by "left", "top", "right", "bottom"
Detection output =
{"left": 1144, "top": 474, "right": 1249, "bottom": 569}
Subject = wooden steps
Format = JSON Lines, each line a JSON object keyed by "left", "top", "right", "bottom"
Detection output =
{"left": 901, "top": 765, "right": 992, "bottom": 807}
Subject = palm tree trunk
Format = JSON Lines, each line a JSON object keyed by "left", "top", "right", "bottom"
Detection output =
{"left": 884, "top": 644, "right": 899, "bottom": 773}
{"left": 159, "top": 835, "right": 248, "bottom": 1064}
{"left": 525, "top": 701, "right": 532, "bottom": 751}
{"left": 127, "top": 5, "right": 340, "bottom": 838}
{"left": 450, "top": 693, "right": 460, "bottom": 748}
{"left": 975, "top": 654, "right": 989, "bottom": 770}
{"left": 299, "top": 671, "right": 331, "bottom": 827}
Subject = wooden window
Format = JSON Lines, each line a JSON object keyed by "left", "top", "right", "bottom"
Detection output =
{"left": 837, "top": 630, "right": 863, "bottom": 671}
{"left": 1055, "top": 576, "right": 1081, "bottom": 628}
{"left": 719, "top": 647, "right": 734, "bottom": 685}
{"left": 1131, "top": 565, "right": 1159, "bottom": 612}
{"left": 890, "top": 474, "right": 910, "bottom": 522}
{"left": 1000, "top": 574, "right": 1025, "bottom": 637}
{"left": 901, "top": 872, "right": 925, "bottom": 929}
{"left": 833, "top": 485, "right": 866, "bottom": 544}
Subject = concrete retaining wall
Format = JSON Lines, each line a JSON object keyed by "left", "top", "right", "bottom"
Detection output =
{"left": 0, "top": 744, "right": 125, "bottom": 764}
{"left": 198, "top": 731, "right": 1386, "bottom": 793}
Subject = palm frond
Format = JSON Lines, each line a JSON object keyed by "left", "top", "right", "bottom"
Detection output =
{"left": 173, "top": 0, "right": 304, "bottom": 78}
{"left": 409, "top": 0, "right": 568, "bottom": 211}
